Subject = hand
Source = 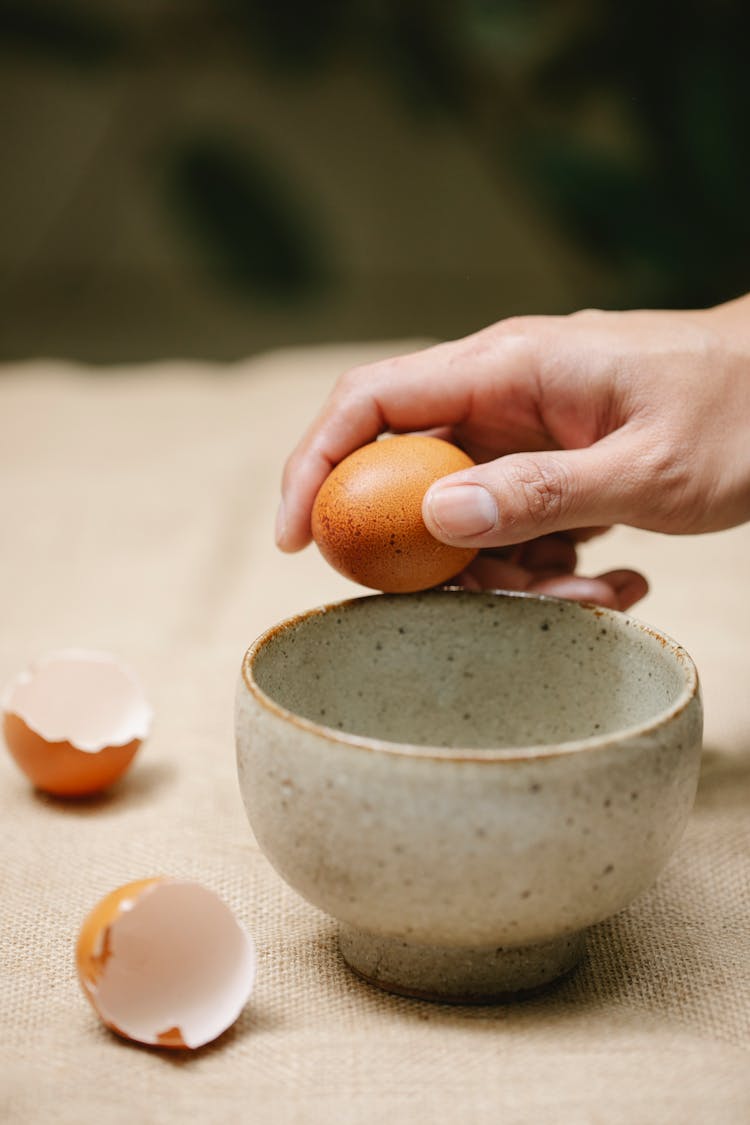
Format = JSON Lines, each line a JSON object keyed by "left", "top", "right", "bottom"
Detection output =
{"left": 277, "top": 295, "right": 750, "bottom": 609}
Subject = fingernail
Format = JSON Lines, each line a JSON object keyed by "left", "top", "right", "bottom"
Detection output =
{"left": 275, "top": 499, "right": 287, "bottom": 546}
{"left": 427, "top": 484, "right": 497, "bottom": 539}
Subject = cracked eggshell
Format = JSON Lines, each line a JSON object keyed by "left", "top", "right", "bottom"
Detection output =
{"left": 76, "top": 879, "right": 257, "bottom": 1050}
{"left": 311, "top": 435, "right": 479, "bottom": 593}
{"left": 2, "top": 649, "right": 152, "bottom": 796}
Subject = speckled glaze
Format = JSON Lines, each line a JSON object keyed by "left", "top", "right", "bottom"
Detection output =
{"left": 235, "top": 590, "right": 702, "bottom": 1002}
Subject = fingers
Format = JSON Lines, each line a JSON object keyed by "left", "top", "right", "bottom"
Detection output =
{"left": 423, "top": 437, "right": 639, "bottom": 549}
{"left": 592, "top": 568, "right": 650, "bottom": 609}
{"left": 517, "top": 535, "right": 578, "bottom": 573}
{"left": 459, "top": 556, "right": 531, "bottom": 592}
{"left": 529, "top": 572, "right": 647, "bottom": 611}
{"left": 276, "top": 341, "right": 466, "bottom": 551}
{"left": 277, "top": 326, "right": 535, "bottom": 551}
{"left": 455, "top": 557, "right": 648, "bottom": 612}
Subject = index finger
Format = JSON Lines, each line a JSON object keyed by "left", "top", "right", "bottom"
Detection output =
{"left": 276, "top": 327, "right": 531, "bottom": 551}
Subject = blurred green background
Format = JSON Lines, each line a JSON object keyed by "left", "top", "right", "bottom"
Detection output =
{"left": 1, "top": 0, "right": 748, "bottom": 363}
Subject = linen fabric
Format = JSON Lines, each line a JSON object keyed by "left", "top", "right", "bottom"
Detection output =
{"left": 1, "top": 348, "right": 748, "bottom": 1124}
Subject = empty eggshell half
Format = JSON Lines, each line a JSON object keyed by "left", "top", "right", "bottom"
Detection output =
{"left": 1, "top": 649, "right": 152, "bottom": 796}
{"left": 76, "top": 879, "right": 257, "bottom": 1049}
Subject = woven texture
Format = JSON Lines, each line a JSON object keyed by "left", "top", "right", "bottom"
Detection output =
{"left": 1, "top": 349, "right": 748, "bottom": 1124}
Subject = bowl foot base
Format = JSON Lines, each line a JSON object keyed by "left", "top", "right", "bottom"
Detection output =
{"left": 338, "top": 926, "right": 586, "bottom": 1003}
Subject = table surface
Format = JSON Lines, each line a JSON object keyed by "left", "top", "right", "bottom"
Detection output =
{"left": 1, "top": 346, "right": 748, "bottom": 1124}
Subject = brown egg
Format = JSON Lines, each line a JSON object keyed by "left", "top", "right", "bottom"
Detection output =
{"left": 311, "top": 435, "right": 479, "bottom": 592}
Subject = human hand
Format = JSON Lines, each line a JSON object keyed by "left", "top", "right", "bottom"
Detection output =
{"left": 277, "top": 295, "right": 750, "bottom": 609}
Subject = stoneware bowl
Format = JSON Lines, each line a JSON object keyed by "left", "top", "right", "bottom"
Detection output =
{"left": 235, "top": 590, "right": 702, "bottom": 1002}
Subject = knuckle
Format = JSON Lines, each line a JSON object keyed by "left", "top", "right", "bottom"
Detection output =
{"left": 496, "top": 314, "right": 528, "bottom": 336}
{"left": 506, "top": 456, "right": 570, "bottom": 527}
{"left": 336, "top": 363, "right": 369, "bottom": 395}
{"left": 336, "top": 360, "right": 391, "bottom": 416}
{"left": 477, "top": 316, "right": 532, "bottom": 351}
{"left": 570, "top": 306, "right": 605, "bottom": 321}
{"left": 492, "top": 314, "right": 547, "bottom": 345}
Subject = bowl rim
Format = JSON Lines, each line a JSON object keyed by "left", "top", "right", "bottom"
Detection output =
{"left": 240, "top": 589, "right": 700, "bottom": 763}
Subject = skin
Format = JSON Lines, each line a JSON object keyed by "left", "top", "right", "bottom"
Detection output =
{"left": 277, "top": 294, "right": 750, "bottom": 610}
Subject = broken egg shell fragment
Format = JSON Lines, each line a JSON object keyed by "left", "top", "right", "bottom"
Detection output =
{"left": 2, "top": 713, "right": 141, "bottom": 797}
{"left": 1, "top": 649, "right": 152, "bottom": 796}
{"left": 76, "top": 877, "right": 163, "bottom": 993}
{"left": 76, "top": 879, "right": 257, "bottom": 1050}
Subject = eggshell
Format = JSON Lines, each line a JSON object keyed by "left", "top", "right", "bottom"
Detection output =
{"left": 311, "top": 435, "right": 479, "bottom": 592}
{"left": 2, "top": 650, "right": 151, "bottom": 796}
{"left": 76, "top": 879, "right": 257, "bottom": 1049}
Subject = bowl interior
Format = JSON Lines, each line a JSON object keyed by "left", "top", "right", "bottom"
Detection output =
{"left": 249, "top": 591, "right": 692, "bottom": 750}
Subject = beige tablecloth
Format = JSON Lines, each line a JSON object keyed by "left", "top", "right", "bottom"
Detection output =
{"left": 1, "top": 347, "right": 748, "bottom": 1124}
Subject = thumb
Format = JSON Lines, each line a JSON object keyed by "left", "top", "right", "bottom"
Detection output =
{"left": 423, "top": 441, "right": 638, "bottom": 547}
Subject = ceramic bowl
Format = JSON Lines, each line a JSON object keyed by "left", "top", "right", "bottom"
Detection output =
{"left": 235, "top": 590, "right": 702, "bottom": 1002}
